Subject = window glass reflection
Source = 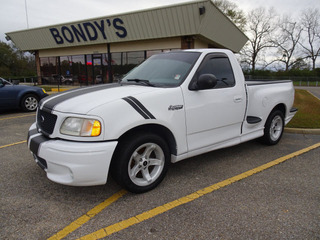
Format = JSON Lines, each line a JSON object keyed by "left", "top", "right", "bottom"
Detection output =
{"left": 39, "top": 48, "right": 180, "bottom": 85}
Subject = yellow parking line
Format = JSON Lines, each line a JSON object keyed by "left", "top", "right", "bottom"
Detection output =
{"left": 0, "top": 140, "right": 27, "bottom": 149}
{"left": 0, "top": 113, "right": 36, "bottom": 121}
{"left": 78, "top": 142, "right": 320, "bottom": 240}
{"left": 48, "top": 189, "right": 128, "bottom": 240}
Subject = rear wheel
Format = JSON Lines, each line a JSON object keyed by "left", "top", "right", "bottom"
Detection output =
{"left": 112, "top": 133, "right": 170, "bottom": 193}
{"left": 261, "top": 110, "right": 284, "bottom": 145}
{"left": 21, "top": 94, "right": 39, "bottom": 112}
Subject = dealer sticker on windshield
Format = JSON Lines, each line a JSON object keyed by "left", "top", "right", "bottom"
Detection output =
{"left": 174, "top": 74, "right": 181, "bottom": 80}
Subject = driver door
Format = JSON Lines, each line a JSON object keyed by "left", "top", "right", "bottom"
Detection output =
{"left": 184, "top": 53, "right": 246, "bottom": 152}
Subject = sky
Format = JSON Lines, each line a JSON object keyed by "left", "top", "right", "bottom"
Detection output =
{"left": 1, "top": 0, "right": 320, "bottom": 43}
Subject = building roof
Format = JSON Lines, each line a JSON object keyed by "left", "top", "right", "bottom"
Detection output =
{"left": 6, "top": 0, "right": 248, "bottom": 52}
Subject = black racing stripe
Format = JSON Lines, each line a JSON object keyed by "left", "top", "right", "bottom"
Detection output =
{"left": 127, "top": 96, "right": 156, "bottom": 119}
{"left": 123, "top": 97, "right": 150, "bottom": 119}
{"left": 27, "top": 128, "right": 38, "bottom": 142}
{"left": 29, "top": 135, "right": 49, "bottom": 156}
{"left": 39, "top": 88, "right": 78, "bottom": 107}
{"left": 43, "top": 83, "right": 121, "bottom": 110}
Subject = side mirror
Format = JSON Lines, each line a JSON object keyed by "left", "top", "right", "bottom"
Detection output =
{"left": 190, "top": 74, "right": 217, "bottom": 90}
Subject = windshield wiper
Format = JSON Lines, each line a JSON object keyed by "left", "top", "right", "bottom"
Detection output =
{"left": 126, "top": 79, "right": 155, "bottom": 87}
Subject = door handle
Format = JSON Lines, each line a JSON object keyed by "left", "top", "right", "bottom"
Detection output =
{"left": 233, "top": 96, "right": 243, "bottom": 103}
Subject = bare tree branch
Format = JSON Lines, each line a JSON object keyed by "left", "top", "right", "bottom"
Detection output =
{"left": 239, "top": 7, "right": 278, "bottom": 73}
{"left": 299, "top": 8, "right": 320, "bottom": 70}
{"left": 271, "top": 16, "right": 303, "bottom": 71}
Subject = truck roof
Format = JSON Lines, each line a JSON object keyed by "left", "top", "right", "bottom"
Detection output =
{"left": 183, "top": 48, "right": 233, "bottom": 54}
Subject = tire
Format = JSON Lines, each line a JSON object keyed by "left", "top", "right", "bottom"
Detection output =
{"left": 21, "top": 94, "right": 39, "bottom": 112}
{"left": 261, "top": 110, "right": 284, "bottom": 145}
{"left": 112, "top": 133, "right": 170, "bottom": 193}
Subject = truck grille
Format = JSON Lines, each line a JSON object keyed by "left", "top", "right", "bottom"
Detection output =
{"left": 37, "top": 109, "right": 57, "bottom": 135}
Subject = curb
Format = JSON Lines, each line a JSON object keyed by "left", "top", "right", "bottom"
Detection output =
{"left": 284, "top": 127, "right": 320, "bottom": 135}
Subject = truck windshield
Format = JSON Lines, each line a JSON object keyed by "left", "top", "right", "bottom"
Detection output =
{"left": 121, "top": 51, "right": 201, "bottom": 87}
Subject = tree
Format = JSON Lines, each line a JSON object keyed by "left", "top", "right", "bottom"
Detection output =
{"left": 213, "top": 0, "right": 246, "bottom": 31}
{"left": 290, "top": 58, "right": 309, "bottom": 70}
{"left": 240, "top": 7, "right": 278, "bottom": 74}
{"left": 0, "top": 41, "right": 36, "bottom": 77}
{"left": 272, "top": 16, "right": 303, "bottom": 71}
{"left": 300, "top": 8, "right": 320, "bottom": 70}
{"left": 0, "top": 41, "right": 16, "bottom": 76}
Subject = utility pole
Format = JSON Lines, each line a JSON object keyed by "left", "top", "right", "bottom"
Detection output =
{"left": 25, "top": 0, "right": 29, "bottom": 28}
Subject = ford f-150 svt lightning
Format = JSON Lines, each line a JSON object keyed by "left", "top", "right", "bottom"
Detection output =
{"left": 28, "top": 49, "right": 297, "bottom": 193}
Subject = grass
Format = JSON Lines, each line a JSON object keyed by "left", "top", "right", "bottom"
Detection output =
{"left": 286, "top": 89, "right": 320, "bottom": 129}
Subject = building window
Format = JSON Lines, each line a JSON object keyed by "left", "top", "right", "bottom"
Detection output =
{"left": 127, "top": 51, "right": 145, "bottom": 65}
{"left": 39, "top": 49, "right": 180, "bottom": 85}
{"left": 72, "top": 55, "right": 86, "bottom": 85}
{"left": 147, "top": 50, "right": 162, "bottom": 58}
{"left": 111, "top": 51, "right": 145, "bottom": 81}
{"left": 40, "top": 57, "right": 60, "bottom": 84}
{"left": 60, "top": 56, "right": 73, "bottom": 84}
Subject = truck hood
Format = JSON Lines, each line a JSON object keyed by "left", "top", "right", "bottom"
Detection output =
{"left": 40, "top": 83, "right": 161, "bottom": 114}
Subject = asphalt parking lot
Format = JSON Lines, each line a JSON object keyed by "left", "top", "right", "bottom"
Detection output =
{"left": 1, "top": 111, "right": 319, "bottom": 240}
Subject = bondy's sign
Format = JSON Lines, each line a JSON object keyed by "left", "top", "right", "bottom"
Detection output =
{"left": 50, "top": 18, "right": 127, "bottom": 45}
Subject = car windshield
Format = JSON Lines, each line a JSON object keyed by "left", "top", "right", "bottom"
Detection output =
{"left": 0, "top": 77, "right": 12, "bottom": 86}
{"left": 121, "top": 51, "right": 201, "bottom": 87}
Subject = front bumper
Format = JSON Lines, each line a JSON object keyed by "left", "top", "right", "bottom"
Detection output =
{"left": 27, "top": 123, "right": 118, "bottom": 186}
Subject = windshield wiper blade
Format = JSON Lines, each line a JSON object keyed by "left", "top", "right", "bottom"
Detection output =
{"left": 126, "top": 79, "right": 155, "bottom": 87}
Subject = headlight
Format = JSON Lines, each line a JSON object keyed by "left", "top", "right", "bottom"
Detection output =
{"left": 60, "top": 117, "right": 101, "bottom": 137}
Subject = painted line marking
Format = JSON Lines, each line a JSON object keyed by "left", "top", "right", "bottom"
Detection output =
{"left": 48, "top": 189, "right": 128, "bottom": 240}
{"left": 0, "top": 113, "right": 36, "bottom": 121}
{"left": 78, "top": 142, "right": 320, "bottom": 240}
{"left": 0, "top": 140, "right": 27, "bottom": 149}
{"left": 306, "top": 90, "right": 320, "bottom": 101}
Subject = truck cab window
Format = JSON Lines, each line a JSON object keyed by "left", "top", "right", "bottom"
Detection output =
{"left": 197, "top": 56, "right": 235, "bottom": 88}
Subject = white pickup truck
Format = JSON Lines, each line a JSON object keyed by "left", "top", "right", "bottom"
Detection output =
{"left": 28, "top": 49, "right": 297, "bottom": 193}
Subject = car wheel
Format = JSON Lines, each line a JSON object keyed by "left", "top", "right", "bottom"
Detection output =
{"left": 21, "top": 94, "right": 39, "bottom": 112}
{"left": 261, "top": 110, "right": 284, "bottom": 145}
{"left": 112, "top": 133, "right": 170, "bottom": 193}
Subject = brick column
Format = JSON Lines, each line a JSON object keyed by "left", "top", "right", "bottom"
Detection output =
{"left": 35, "top": 50, "right": 42, "bottom": 85}
{"left": 181, "top": 36, "right": 195, "bottom": 49}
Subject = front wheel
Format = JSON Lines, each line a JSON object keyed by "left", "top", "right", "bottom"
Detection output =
{"left": 261, "top": 110, "right": 284, "bottom": 145}
{"left": 112, "top": 133, "right": 170, "bottom": 193}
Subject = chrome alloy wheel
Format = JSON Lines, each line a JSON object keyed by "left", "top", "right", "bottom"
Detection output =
{"left": 128, "top": 143, "right": 165, "bottom": 187}
{"left": 24, "top": 96, "right": 38, "bottom": 111}
{"left": 269, "top": 115, "right": 283, "bottom": 142}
